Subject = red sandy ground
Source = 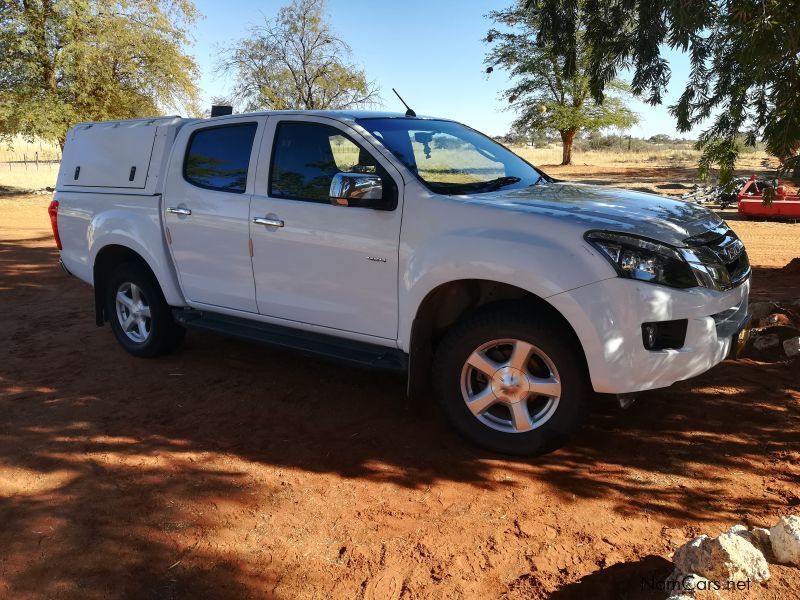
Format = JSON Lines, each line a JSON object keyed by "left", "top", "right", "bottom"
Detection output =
{"left": 0, "top": 190, "right": 798, "bottom": 600}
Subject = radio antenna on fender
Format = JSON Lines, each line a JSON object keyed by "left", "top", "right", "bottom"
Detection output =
{"left": 392, "top": 89, "right": 417, "bottom": 118}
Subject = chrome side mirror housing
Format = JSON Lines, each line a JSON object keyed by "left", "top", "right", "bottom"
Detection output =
{"left": 329, "top": 172, "right": 392, "bottom": 209}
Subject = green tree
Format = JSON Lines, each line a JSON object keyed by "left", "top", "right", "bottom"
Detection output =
{"left": 0, "top": 0, "right": 200, "bottom": 148}
{"left": 485, "top": 2, "right": 637, "bottom": 165}
{"left": 217, "top": 0, "right": 378, "bottom": 112}
{"left": 524, "top": 0, "right": 800, "bottom": 180}
{"left": 649, "top": 134, "right": 673, "bottom": 144}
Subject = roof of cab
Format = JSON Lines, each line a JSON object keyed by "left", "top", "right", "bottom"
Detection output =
{"left": 203, "top": 109, "right": 449, "bottom": 123}
{"left": 70, "top": 110, "right": 451, "bottom": 130}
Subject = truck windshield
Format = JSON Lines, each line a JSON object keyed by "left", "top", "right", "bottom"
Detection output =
{"left": 355, "top": 118, "right": 547, "bottom": 195}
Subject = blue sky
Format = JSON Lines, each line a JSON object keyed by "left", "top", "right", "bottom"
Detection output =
{"left": 191, "top": 0, "right": 701, "bottom": 139}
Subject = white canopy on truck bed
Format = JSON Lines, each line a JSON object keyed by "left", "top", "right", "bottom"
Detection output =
{"left": 57, "top": 116, "right": 192, "bottom": 195}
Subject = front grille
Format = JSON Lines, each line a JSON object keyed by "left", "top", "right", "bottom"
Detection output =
{"left": 724, "top": 247, "right": 751, "bottom": 286}
{"left": 685, "top": 227, "right": 751, "bottom": 289}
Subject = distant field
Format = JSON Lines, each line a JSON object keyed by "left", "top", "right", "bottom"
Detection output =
{"left": 0, "top": 136, "right": 61, "bottom": 163}
{"left": 513, "top": 144, "right": 773, "bottom": 171}
{"left": 0, "top": 163, "right": 60, "bottom": 190}
{"left": 0, "top": 136, "right": 62, "bottom": 191}
{"left": 0, "top": 136, "right": 777, "bottom": 192}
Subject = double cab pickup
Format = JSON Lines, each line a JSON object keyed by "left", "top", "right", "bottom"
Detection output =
{"left": 50, "top": 110, "right": 751, "bottom": 454}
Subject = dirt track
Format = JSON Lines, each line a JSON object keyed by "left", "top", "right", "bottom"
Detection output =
{"left": 1, "top": 194, "right": 799, "bottom": 599}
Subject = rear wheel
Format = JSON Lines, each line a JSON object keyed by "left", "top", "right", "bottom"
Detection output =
{"left": 105, "top": 262, "right": 185, "bottom": 357}
{"left": 433, "top": 306, "right": 589, "bottom": 455}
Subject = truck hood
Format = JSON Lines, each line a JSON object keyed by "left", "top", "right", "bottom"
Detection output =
{"left": 471, "top": 182, "right": 724, "bottom": 246}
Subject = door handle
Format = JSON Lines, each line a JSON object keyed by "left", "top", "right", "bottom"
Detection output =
{"left": 166, "top": 207, "right": 192, "bottom": 216}
{"left": 253, "top": 217, "right": 284, "bottom": 227}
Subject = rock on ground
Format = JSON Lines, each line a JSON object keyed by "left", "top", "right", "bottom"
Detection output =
{"left": 753, "top": 334, "right": 780, "bottom": 351}
{"left": 784, "top": 336, "right": 800, "bottom": 358}
{"left": 748, "top": 528, "right": 775, "bottom": 563}
{"left": 672, "top": 533, "right": 770, "bottom": 583}
{"left": 727, "top": 525, "right": 775, "bottom": 563}
{"left": 665, "top": 568, "right": 722, "bottom": 599}
{"left": 770, "top": 515, "right": 800, "bottom": 565}
{"left": 749, "top": 301, "right": 776, "bottom": 320}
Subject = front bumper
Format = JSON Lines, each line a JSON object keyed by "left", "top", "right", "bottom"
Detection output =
{"left": 547, "top": 277, "right": 751, "bottom": 394}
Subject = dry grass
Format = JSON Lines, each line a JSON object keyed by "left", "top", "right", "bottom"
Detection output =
{"left": 0, "top": 136, "right": 61, "bottom": 163}
{"left": 512, "top": 144, "right": 773, "bottom": 170}
{"left": 0, "top": 136, "right": 61, "bottom": 190}
{"left": 0, "top": 163, "right": 60, "bottom": 190}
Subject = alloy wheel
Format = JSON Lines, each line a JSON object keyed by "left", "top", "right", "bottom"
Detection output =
{"left": 459, "top": 338, "right": 561, "bottom": 433}
{"left": 114, "top": 282, "right": 152, "bottom": 343}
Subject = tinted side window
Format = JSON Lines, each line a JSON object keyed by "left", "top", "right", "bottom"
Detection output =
{"left": 270, "top": 122, "right": 377, "bottom": 203}
{"left": 184, "top": 123, "right": 258, "bottom": 193}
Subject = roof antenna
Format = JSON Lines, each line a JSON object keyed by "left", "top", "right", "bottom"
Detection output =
{"left": 392, "top": 88, "right": 416, "bottom": 117}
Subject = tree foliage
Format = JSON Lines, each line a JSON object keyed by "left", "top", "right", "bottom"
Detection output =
{"left": 217, "top": 0, "right": 378, "bottom": 112}
{"left": 0, "top": 0, "right": 201, "bottom": 147}
{"left": 525, "top": 0, "right": 800, "bottom": 180}
{"left": 485, "top": 2, "right": 637, "bottom": 165}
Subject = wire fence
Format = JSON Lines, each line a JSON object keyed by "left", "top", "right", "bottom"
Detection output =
{"left": 0, "top": 159, "right": 61, "bottom": 190}
{"left": 0, "top": 136, "right": 62, "bottom": 190}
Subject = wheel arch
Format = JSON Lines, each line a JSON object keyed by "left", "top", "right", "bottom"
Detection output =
{"left": 407, "top": 279, "right": 588, "bottom": 400}
{"left": 93, "top": 245, "right": 165, "bottom": 327}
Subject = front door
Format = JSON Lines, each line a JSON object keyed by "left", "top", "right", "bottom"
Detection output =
{"left": 164, "top": 118, "right": 264, "bottom": 312}
{"left": 249, "top": 117, "right": 403, "bottom": 340}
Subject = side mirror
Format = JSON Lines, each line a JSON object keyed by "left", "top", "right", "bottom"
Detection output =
{"left": 329, "top": 172, "right": 393, "bottom": 210}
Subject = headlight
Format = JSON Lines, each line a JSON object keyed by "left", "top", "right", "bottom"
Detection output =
{"left": 585, "top": 231, "right": 699, "bottom": 289}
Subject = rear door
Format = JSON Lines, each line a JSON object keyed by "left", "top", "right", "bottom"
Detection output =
{"left": 164, "top": 118, "right": 264, "bottom": 312}
{"left": 249, "top": 116, "right": 403, "bottom": 340}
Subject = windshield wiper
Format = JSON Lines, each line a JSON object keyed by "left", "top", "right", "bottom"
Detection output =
{"left": 480, "top": 176, "right": 521, "bottom": 191}
{"left": 530, "top": 174, "right": 545, "bottom": 186}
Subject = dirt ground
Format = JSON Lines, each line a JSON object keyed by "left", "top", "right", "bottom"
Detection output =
{"left": 1, "top": 186, "right": 799, "bottom": 599}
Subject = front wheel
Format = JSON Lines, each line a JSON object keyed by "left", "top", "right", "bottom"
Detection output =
{"left": 433, "top": 306, "right": 589, "bottom": 455}
{"left": 105, "top": 262, "right": 185, "bottom": 357}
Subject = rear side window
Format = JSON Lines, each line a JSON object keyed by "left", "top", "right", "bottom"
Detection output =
{"left": 269, "top": 122, "right": 378, "bottom": 203}
{"left": 184, "top": 123, "right": 258, "bottom": 193}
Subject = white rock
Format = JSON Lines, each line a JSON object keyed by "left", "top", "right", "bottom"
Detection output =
{"left": 673, "top": 533, "right": 770, "bottom": 582}
{"left": 673, "top": 535, "right": 710, "bottom": 572}
{"left": 728, "top": 525, "right": 775, "bottom": 562}
{"left": 783, "top": 336, "right": 800, "bottom": 357}
{"left": 770, "top": 515, "right": 800, "bottom": 565}
{"left": 727, "top": 524, "right": 748, "bottom": 534}
{"left": 664, "top": 569, "right": 722, "bottom": 599}
{"left": 753, "top": 333, "right": 780, "bottom": 351}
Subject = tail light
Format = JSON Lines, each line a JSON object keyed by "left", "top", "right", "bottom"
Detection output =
{"left": 48, "top": 199, "right": 62, "bottom": 250}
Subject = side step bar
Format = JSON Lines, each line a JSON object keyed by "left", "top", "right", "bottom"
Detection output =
{"left": 172, "top": 309, "right": 408, "bottom": 373}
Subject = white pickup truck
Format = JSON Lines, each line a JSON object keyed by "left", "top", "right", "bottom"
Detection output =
{"left": 50, "top": 110, "right": 751, "bottom": 455}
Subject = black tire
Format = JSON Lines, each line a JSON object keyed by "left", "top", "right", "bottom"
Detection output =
{"left": 105, "top": 262, "right": 185, "bottom": 357}
{"left": 433, "top": 305, "right": 589, "bottom": 455}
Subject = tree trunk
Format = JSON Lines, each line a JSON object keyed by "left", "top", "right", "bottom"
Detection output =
{"left": 560, "top": 129, "right": 577, "bottom": 165}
